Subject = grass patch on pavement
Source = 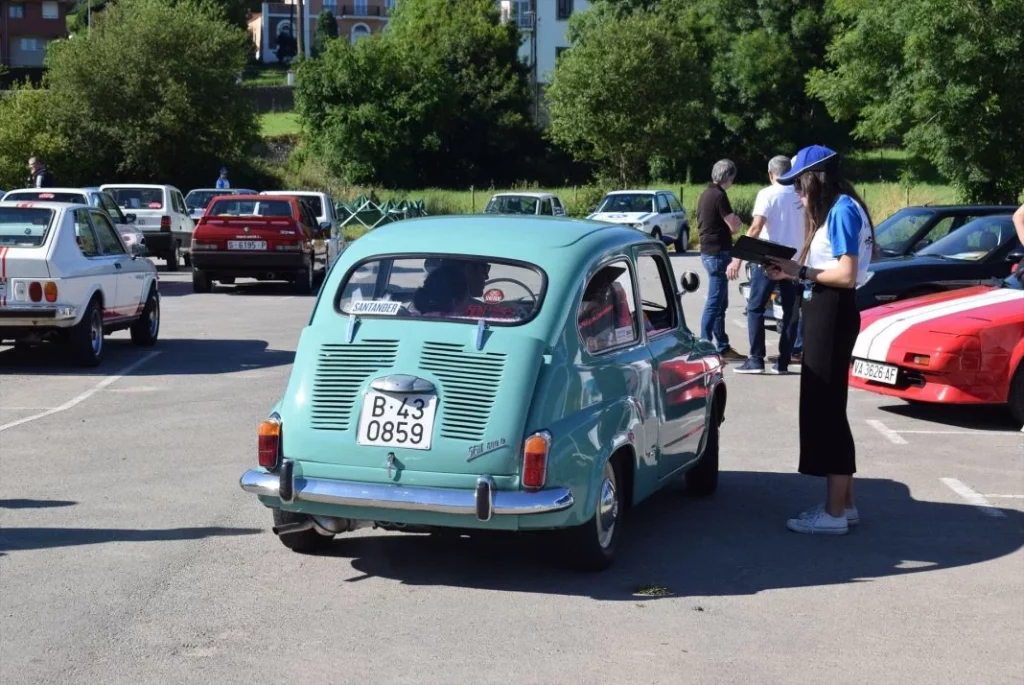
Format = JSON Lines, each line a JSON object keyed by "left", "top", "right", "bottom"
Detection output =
{"left": 260, "top": 112, "right": 301, "bottom": 138}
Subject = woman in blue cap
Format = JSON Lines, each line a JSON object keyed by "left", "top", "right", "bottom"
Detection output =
{"left": 764, "top": 145, "right": 875, "bottom": 535}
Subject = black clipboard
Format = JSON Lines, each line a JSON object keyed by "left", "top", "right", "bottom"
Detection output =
{"left": 731, "top": 235, "right": 797, "bottom": 265}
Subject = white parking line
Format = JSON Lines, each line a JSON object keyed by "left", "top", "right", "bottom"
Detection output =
{"left": 0, "top": 351, "right": 162, "bottom": 433}
{"left": 940, "top": 478, "right": 1006, "bottom": 518}
{"left": 866, "top": 419, "right": 908, "bottom": 445}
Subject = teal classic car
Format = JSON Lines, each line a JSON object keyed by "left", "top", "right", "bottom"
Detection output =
{"left": 240, "top": 216, "right": 727, "bottom": 571}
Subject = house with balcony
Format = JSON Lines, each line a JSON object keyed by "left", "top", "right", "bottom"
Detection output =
{"left": 0, "top": 0, "right": 71, "bottom": 67}
{"left": 256, "top": 0, "right": 395, "bottom": 63}
{"left": 502, "top": 0, "right": 589, "bottom": 87}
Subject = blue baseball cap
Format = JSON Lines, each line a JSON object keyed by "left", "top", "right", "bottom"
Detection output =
{"left": 777, "top": 145, "right": 838, "bottom": 185}
{"left": 220, "top": 167, "right": 228, "bottom": 174}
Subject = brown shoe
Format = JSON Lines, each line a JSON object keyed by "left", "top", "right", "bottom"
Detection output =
{"left": 718, "top": 347, "right": 747, "bottom": 362}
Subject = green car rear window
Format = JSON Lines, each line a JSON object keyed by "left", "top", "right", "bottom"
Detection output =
{"left": 337, "top": 256, "right": 546, "bottom": 325}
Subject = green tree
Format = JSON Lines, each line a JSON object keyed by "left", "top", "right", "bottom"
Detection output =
{"left": 809, "top": 0, "right": 1024, "bottom": 203}
{"left": 296, "top": 0, "right": 538, "bottom": 187}
{"left": 314, "top": 9, "right": 339, "bottom": 56}
{"left": 0, "top": 86, "right": 69, "bottom": 189}
{"left": 32, "top": 0, "right": 258, "bottom": 187}
{"left": 545, "top": 4, "right": 712, "bottom": 184}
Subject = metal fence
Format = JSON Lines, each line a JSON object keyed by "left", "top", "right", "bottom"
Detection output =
{"left": 335, "top": 195, "right": 428, "bottom": 231}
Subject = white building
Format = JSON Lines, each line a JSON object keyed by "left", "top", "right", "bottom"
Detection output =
{"left": 502, "top": 0, "right": 590, "bottom": 85}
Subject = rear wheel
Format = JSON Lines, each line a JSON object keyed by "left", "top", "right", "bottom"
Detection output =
{"left": 651, "top": 227, "right": 662, "bottom": 242}
{"left": 1009, "top": 363, "right": 1024, "bottom": 427}
{"left": 560, "top": 457, "right": 623, "bottom": 572}
{"left": 130, "top": 288, "right": 160, "bottom": 346}
{"left": 272, "top": 509, "right": 333, "bottom": 554}
{"left": 674, "top": 225, "right": 689, "bottom": 253}
{"left": 192, "top": 268, "right": 212, "bottom": 293}
{"left": 182, "top": 251, "right": 192, "bottom": 268}
{"left": 294, "top": 257, "right": 314, "bottom": 295}
{"left": 166, "top": 242, "right": 180, "bottom": 272}
{"left": 68, "top": 298, "right": 103, "bottom": 367}
{"left": 686, "top": 402, "right": 720, "bottom": 495}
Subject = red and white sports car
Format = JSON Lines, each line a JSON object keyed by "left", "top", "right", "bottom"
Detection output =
{"left": 849, "top": 269, "right": 1024, "bottom": 425}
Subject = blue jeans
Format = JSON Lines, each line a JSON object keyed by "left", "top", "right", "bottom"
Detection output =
{"left": 746, "top": 264, "right": 798, "bottom": 367}
{"left": 792, "top": 309, "right": 803, "bottom": 355}
{"left": 700, "top": 252, "right": 731, "bottom": 353}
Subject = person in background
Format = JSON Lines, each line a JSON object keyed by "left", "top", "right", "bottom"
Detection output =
{"left": 727, "top": 155, "right": 805, "bottom": 374}
{"left": 27, "top": 157, "right": 54, "bottom": 188}
{"left": 764, "top": 144, "right": 875, "bottom": 535}
{"left": 216, "top": 167, "right": 231, "bottom": 189}
{"left": 697, "top": 159, "right": 746, "bottom": 362}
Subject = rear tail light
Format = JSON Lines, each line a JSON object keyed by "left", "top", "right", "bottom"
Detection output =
{"left": 522, "top": 430, "right": 551, "bottom": 489}
{"left": 28, "top": 282, "right": 42, "bottom": 302}
{"left": 191, "top": 240, "right": 218, "bottom": 250}
{"left": 258, "top": 414, "right": 282, "bottom": 469}
{"left": 160, "top": 216, "right": 171, "bottom": 232}
{"left": 44, "top": 282, "right": 58, "bottom": 302}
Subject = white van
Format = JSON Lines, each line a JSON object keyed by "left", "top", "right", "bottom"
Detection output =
{"left": 100, "top": 184, "right": 195, "bottom": 270}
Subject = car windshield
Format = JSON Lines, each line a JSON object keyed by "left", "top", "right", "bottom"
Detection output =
{"left": 917, "top": 215, "right": 1015, "bottom": 261}
{"left": 185, "top": 190, "right": 223, "bottom": 210}
{"left": 873, "top": 208, "right": 936, "bottom": 254}
{"left": 107, "top": 187, "right": 164, "bottom": 210}
{"left": 597, "top": 194, "right": 655, "bottom": 214}
{"left": 484, "top": 195, "right": 540, "bottom": 215}
{"left": 0, "top": 207, "right": 54, "bottom": 247}
{"left": 207, "top": 199, "right": 280, "bottom": 216}
{"left": 338, "top": 256, "right": 546, "bottom": 325}
{"left": 5, "top": 191, "right": 86, "bottom": 204}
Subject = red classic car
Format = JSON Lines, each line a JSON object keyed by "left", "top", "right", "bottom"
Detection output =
{"left": 849, "top": 269, "right": 1024, "bottom": 425}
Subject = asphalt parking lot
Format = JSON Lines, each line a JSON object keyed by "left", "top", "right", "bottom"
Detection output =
{"left": 1, "top": 254, "right": 1022, "bottom": 685}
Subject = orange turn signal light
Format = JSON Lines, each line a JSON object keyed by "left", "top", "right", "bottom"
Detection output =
{"left": 44, "top": 281, "right": 58, "bottom": 303}
{"left": 522, "top": 431, "right": 551, "bottom": 489}
{"left": 258, "top": 416, "right": 282, "bottom": 469}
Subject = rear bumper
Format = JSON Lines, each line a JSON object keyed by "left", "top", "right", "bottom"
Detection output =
{"left": 0, "top": 305, "right": 78, "bottom": 331}
{"left": 192, "top": 251, "right": 307, "bottom": 275}
{"left": 239, "top": 463, "right": 574, "bottom": 522}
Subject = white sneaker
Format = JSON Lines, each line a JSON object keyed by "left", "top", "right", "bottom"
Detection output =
{"left": 798, "top": 502, "right": 859, "bottom": 526}
{"left": 787, "top": 508, "right": 849, "bottom": 535}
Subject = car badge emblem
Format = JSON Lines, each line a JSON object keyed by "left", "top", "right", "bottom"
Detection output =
{"left": 467, "top": 438, "right": 507, "bottom": 462}
{"left": 243, "top": 226, "right": 250, "bottom": 232}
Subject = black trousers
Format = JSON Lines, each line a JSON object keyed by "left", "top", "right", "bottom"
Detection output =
{"left": 798, "top": 284, "right": 860, "bottom": 476}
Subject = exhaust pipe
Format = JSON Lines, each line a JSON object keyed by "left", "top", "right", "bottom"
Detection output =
{"left": 272, "top": 520, "right": 314, "bottom": 536}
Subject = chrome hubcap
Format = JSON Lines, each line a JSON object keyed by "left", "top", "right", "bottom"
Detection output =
{"left": 596, "top": 461, "right": 618, "bottom": 549}
{"left": 90, "top": 311, "right": 102, "bottom": 355}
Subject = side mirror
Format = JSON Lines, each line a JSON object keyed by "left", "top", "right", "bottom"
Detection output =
{"left": 680, "top": 271, "right": 700, "bottom": 293}
{"left": 125, "top": 214, "right": 136, "bottom": 223}
{"left": 1005, "top": 249, "right": 1024, "bottom": 263}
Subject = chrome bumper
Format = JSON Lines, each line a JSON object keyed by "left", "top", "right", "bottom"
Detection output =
{"left": 0, "top": 305, "right": 78, "bottom": 327}
{"left": 239, "top": 464, "right": 574, "bottom": 522}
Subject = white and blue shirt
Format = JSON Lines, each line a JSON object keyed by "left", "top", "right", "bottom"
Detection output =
{"left": 806, "top": 195, "right": 873, "bottom": 286}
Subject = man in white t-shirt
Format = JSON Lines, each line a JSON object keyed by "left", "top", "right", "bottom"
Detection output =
{"left": 727, "top": 155, "right": 805, "bottom": 374}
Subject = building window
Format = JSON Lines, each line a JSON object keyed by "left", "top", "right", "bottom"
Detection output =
{"left": 385, "top": 0, "right": 395, "bottom": 10}
{"left": 353, "top": 0, "right": 368, "bottom": 15}
{"left": 9, "top": 3, "right": 25, "bottom": 19}
{"left": 20, "top": 38, "right": 47, "bottom": 51}
{"left": 557, "top": 0, "right": 573, "bottom": 20}
{"left": 42, "top": 1, "right": 59, "bottom": 19}
{"left": 323, "top": 0, "right": 337, "bottom": 13}
{"left": 351, "top": 23, "right": 370, "bottom": 43}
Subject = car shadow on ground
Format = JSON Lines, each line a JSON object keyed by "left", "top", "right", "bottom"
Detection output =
{"left": 315, "top": 471, "right": 1024, "bottom": 600}
{"left": 0, "top": 526, "right": 262, "bottom": 555}
{"left": 0, "top": 498, "right": 77, "bottom": 509}
{"left": 0, "top": 338, "right": 294, "bottom": 376}
{"left": 878, "top": 402, "right": 1019, "bottom": 432}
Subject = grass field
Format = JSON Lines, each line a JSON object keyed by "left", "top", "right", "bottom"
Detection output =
{"left": 260, "top": 111, "right": 301, "bottom": 137}
{"left": 242, "top": 64, "right": 291, "bottom": 87}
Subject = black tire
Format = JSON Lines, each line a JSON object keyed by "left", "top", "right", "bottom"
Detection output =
{"left": 1009, "top": 363, "right": 1024, "bottom": 427}
{"left": 294, "top": 257, "right": 314, "bottom": 295}
{"left": 68, "top": 297, "right": 104, "bottom": 367}
{"left": 192, "top": 268, "right": 212, "bottom": 293}
{"left": 130, "top": 287, "right": 160, "bottom": 346}
{"left": 182, "top": 251, "right": 192, "bottom": 268}
{"left": 560, "top": 457, "right": 623, "bottom": 572}
{"left": 166, "top": 242, "right": 180, "bottom": 272}
{"left": 651, "top": 227, "right": 662, "bottom": 242}
{"left": 272, "top": 509, "right": 333, "bottom": 553}
{"left": 674, "top": 225, "right": 689, "bottom": 253}
{"left": 686, "top": 403, "right": 720, "bottom": 496}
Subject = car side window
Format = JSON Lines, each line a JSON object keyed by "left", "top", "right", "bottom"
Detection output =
{"left": 912, "top": 216, "right": 955, "bottom": 251}
{"left": 636, "top": 252, "right": 679, "bottom": 336}
{"left": 175, "top": 192, "right": 187, "bottom": 215}
{"left": 657, "top": 194, "right": 671, "bottom": 213}
{"left": 578, "top": 260, "right": 639, "bottom": 354}
{"left": 667, "top": 194, "right": 683, "bottom": 212}
{"left": 91, "top": 211, "right": 126, "bottom": 255}
{"left": 74, "top": 209, "right": 100, "bottom": 257}
{"left": 553, "top": 198, "right": 565, "bottom": 216}
{"left": 540, "top": 199, "right": 553, "bottom": 215}
{"left": 101, "top": 193, "right": 126, "bottom": 223}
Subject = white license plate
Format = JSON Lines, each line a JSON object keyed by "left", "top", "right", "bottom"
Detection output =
{"left": 357, "top": 391, "right": 437, "bottom": 450}
{"left": 227, "top": 240, "right": 266, "bottom": 250}
{"left": 852, "top": 359, "right": 899, "bottom": 385}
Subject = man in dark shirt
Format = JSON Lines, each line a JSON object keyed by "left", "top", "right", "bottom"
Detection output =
{"left": 27, "top": 157, "right": 55, "bottom": 188}
{"left": 697, "top": 159, "right": 745, "bottom": 361}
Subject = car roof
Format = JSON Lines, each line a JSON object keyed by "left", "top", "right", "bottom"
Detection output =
{"left": 188, "top": 188, "right": 256, "bottom": 193}
{"left": 491, "top": 192, "right": 557, "bottom": 199}
{"left": 896, "top": 204, "right": 1018, "bottom": 211}
{"left": 3, "top": 187, "right": 94, "bottom": 195}
{"left": 606, "top": 189, "right": 667, "bottom": 195}
{"left": 208, "top": 194, "right": 281, "bottom": 202}
{"left": 344, "top": 216, "right": 649, "bottom": 263}
{"left": 100, "top": 183, "right": 172, "bottom": 190}
{"left": 0, "top": 200, "right": 85, "bottom": 210}
{"left": 261, "top": 190, "right": 325, "bottom": 196}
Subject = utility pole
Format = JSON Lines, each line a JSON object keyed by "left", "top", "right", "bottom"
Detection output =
{"left": 295, "top": 0, "right": 304, "bottom": 59}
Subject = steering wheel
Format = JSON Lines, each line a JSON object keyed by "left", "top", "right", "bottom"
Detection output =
{"left": 483, "top": 278, "right": 538, "bottom": 306}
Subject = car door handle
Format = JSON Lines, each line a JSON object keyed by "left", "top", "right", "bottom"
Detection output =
{"left": 115, "top": 262, "right": 122, "bottom": 269}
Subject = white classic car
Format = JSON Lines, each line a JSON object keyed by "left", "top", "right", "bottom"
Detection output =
{"left": 0, "top": 202, "right": 160, "bottom": 366}
{"left": 100, "top": 183, "right": 195, "bottom": 270}
{"left": 2, "top": 187, "right": 148, "bottom": 257}
{"left": 184, "top": 187, "right": 258, "bottom": 223}
{"left": 588, "top": 190, "right": 690, "bottom": 252}
{"left": 260, "top": 190, "right": 343, "bottom": 264}
{"left": 483, "top": 192, "right": 568, "bottom": 217}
